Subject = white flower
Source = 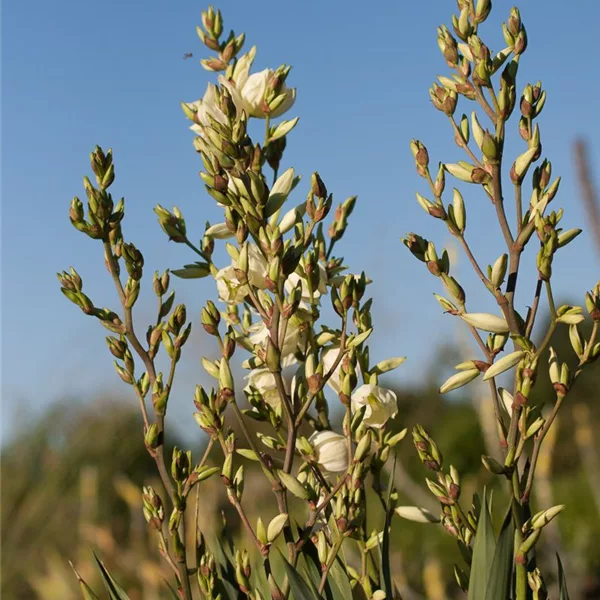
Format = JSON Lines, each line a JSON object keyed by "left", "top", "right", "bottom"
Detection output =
{"left": 215, "top": 266, "right": 247, "bottom": 304}
{"left": 285, "top": 263, "right": 328, "bottom": 304}
{"left": 351, "top": 384, "right": 398, "bottom": 429}
{"left": 309, "top": 431, "right": 349, "bottom": 473}
{"left": 248, "top": 320, "right": 270, "bottom": 346}
{"left": 245, "top": 367, "right": 293, "bottom": 408}
{"left": 205, "top": 222, "right": 234, "bottom": 239}
{"left": 187, "top": 83, "right": 228, "bottom": 136}
{"left": 246, "top": 244, "right": 268, "bottom": 289}
{"left": 215, "top": 245, "right": 268, "bottom": 304}
{"left": 321, "top": 347, "right": 351, "bottom": 394}
{"left": 248, "top": 316, "right": 304, "bottom": 367}
{"left": 221, "top": 62, "right": 296, "bottom": 119}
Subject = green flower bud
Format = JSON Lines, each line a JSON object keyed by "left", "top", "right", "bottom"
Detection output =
{"left": 439, "top": 368, "right": 479, "bottom": 394}
{"left": 490, "top": 253, "right": 508, "bottom": 288}
{"left": 267, "top": 513, "right": 288, "bottom": 543}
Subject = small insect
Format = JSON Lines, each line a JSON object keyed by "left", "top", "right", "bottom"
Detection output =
{"left": 183, "top": 52, "right": 193, "bottom": 60}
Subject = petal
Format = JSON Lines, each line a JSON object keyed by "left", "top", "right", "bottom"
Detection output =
{"left": 270, "top": 87, "right": 297, "bottom": 118}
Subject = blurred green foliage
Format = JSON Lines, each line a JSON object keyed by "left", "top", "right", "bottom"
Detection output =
{"left": 2, "top": 323, "right": 599, "bottom": 599}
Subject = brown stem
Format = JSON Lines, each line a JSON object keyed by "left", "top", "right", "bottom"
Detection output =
{"left": 448, "top": 117, "right": 483, "bottom": 167}
{"left": 295, "top": 316, "right": 348, "bottom": 427}
{"left": 475, "top": 85, "right": 498, "bottom": 124}
{"left": 521, "top": 394, "right": 564, "bottom": 504}
{"left": 230, "top": 399, "right": 277, "bottom": 483}
{"left": 103, "top": 241, "right": 192, "bottom": 598}
{"left": 216, "top": 435, "right": 263, "bottom": 551}
{"left": 515, "top": 184, "right": 523, "bottom": 233}
{"left": 524, "top": 277, "right": 543, "bottom": 337}
{"left": 103, "top": 243, "right": 175, "bottom": 496}
{"left": 295, "top": 473, "right": 349, "bottom": 555}
{"left": 194, "top": 438, "right": 214, "bottom": 568}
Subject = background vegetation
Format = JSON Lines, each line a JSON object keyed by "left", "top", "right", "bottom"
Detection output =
{"left": 3, "top": 318, "right": 599, "bottom": 599}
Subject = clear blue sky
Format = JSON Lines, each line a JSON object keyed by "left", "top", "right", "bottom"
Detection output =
{"left": 2, "top": 0, "right": 599, "bottom": 443}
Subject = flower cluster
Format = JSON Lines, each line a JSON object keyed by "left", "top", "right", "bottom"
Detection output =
{"left": 60, "top": 5, "right": 407, "bottom": 599}
{"left": 400, "top": 1, "right": 600, "bottom": 598}
{"left": 60, "top": 2, "right": 599, "bottom": 599}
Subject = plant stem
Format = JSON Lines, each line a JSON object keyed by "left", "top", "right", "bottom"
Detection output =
{"left": 177, "top": 528, "right": 193, "bottom": 600}
{"left": 230, "top": 399, "right": 277, "bottom": 483}
{"left": 265, "top": 115, "right": 271, "bottom": 147}
{"left": 103, "top": 241, "right": 194, "bottom": 596}
{"left": 295, "top": 316, "right": 347, "bottom": 427}
{"left": 295, "top": 474, "right": 349, "bottom": 555}
{"left": 515, "top": 183, "right": 523, "bottom": 232}
{"left": 524, "top": 277, "right": 543, "bottom": 337}
{"left": 448, "top": 116, "right": 483, "bottom": 167}
{"left": 318, "top": 535, "right": 345, "bottom": 593}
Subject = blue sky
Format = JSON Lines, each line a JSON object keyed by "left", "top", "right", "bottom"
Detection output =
{"left": 2, "top": 0, "right": 599, "bottom": 443}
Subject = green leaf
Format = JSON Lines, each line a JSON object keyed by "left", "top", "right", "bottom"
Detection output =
{"left": 215, "top": 577, "right": 240, "bottom": 600}
{"left": 94, "top": 553, "right": 131, "bottom": 600}
{"left": 210, "top": 525, "right": 239, "bottom": 600}
{"left": 279, "top": 552, "right": 321, "bottom": 600}
{"left": 171, "top": 262, "right": 210, "bottom": 279}
{"left": 485, "top": 505, "right": 514, "bottom": 600}
{"left": 557, "top": 554, "right": 570, "bottom": 600}
{"left": 299, "top": 546, "right": 324, "bottom": 595}
{"left": 330, "top": 557, "right": 353, "bottom": 599}
{"left": 69, "top": 561, "right": 100, "bottom": 600}
{"left": 468, "top": 488, "right": 496, "bottom": 600}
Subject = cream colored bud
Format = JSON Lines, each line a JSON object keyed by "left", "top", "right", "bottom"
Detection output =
{"left": 557, "top": 228, "right": 582, "bottom": 249}
{"left": 461, "top": 312, "right": 510, "bottom": 333}
{"left": 395, "top": 506, "right": 439, "bottom": 524}
{"left": 265, "top": 167, "right": 296, "bottom": 216}
{"left": 471, "top": 112, "right": 485, "bottom": 149}
{"left": 205, "top": 222, "right": 234, "bottom": 239}
{"left": 490, "top": 253, "right": 508, "bottom": 288}
{"left": 531, "top": 505, "right": 565, "bottom": 530}
{"left": 569, "top": 324, "right": 583, "bottom": 357}
{"left": 445, "top": 162, "right": 475, "bottom": 183}
{"left": 498, "top": 387, "right": 514, "bottom": 415}
{"left": 525, "top": 417, "right": 545, "bottom": 439}
{"left": 452, "top": 188, "right": 466, "bottom": 233}
{"left": 267, "top": 513, "right": 289, "bottom": 542}
{"left": 278, "top": 471, "right": 309, "bottom": 500}
{"left": 556, "top": 306, "right": 585, "bottom": 325}
{"left": 440, "top": 368, "right": 480, "bottom": 393}
{"left": 482, "top": 351, "right": 525, "bottom": 381}
{"left": 548, "top": 347, "right": 559, "bottom": 384}
{"left": 513, "top": 146, "right": 537, "bottom": 180}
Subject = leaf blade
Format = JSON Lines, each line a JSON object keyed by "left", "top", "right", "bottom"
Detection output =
{"left": 468, "top": 488, "right": 496, "bottom": 600}
{"left": 93, "top": 553, "right": 131, "bottom": 600}
{"left": 557, "top": 554, "right": 570, "bottom": 600}
{"left": 279, "top": 552, "right": 321, "bottom": 600}
{"left": 485, "top": 505, "right": 514, "bottom": 600}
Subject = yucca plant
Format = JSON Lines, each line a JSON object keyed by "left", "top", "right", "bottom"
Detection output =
{"left": 57, "top": 1, "right": 599, "bottom": 599}
{"left": 60, "top": 5, "right": 406, "bottom": 600}
{"left": 402, "top": 0, "right": 599, "bottom": 599}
